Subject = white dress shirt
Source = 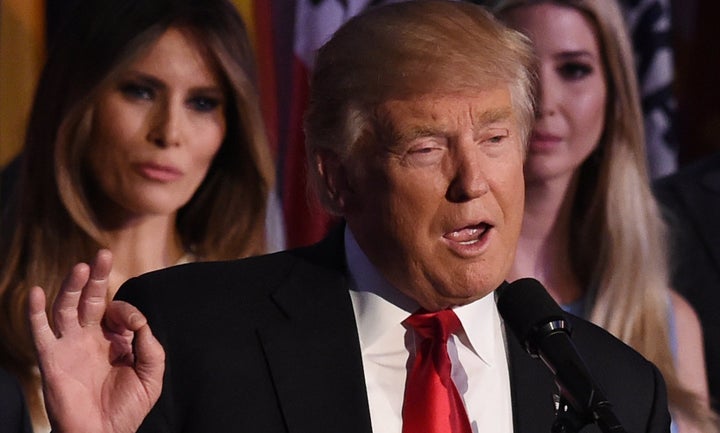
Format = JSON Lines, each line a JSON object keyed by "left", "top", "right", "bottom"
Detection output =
{"left": 345, "top": 228, "right": 514, "bottom": 433}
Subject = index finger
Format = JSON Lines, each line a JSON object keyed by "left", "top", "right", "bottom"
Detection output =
{"left": 28, "top": 286, "right": 56, "bottom": 353}
{"left": 51, "top": 262, "right": 90, "bottom": 336}
{"left": 78, "top": 249, "right": 113, "bottom": 327}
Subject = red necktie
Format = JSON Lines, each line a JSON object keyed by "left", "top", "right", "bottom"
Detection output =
{"left": 402, "top": 309, "right": 473, "bottom": 433}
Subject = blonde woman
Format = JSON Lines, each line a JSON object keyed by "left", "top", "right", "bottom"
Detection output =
{"left": 493, "top": 0, "right": 718, "bottom": 431}
{"left": 0, "top": 0, "right": 278, "bottom": 431}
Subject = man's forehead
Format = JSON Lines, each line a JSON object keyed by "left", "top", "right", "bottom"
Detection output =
{"left": 378, "top": 88, "right": 516, "bottom": 129}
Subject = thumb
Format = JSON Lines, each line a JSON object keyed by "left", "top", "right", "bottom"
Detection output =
{"left": 104, "top": 301, "right": 165, "bottom": 399}
{"left": 133, "top": 324, "right": 165, "bottom": 401}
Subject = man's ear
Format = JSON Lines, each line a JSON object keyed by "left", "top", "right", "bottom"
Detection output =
{"left": 314, "top": 148, "right": 354, "bottom": 213}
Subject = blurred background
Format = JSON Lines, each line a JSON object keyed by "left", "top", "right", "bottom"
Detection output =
{"left": 1, "top": 0, "right": 718, "bottom": 246}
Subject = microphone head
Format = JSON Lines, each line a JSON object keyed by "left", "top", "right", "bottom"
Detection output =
{"left": 497, "top": 278, "right": 568, "bottom": 354}
{"left": 498, "top": 279, "right": 618, "bottom": 424}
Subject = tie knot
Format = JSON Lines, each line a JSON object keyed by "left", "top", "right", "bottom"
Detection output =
{"left": 404, "top": 309, "right": 462, "bottom": 342}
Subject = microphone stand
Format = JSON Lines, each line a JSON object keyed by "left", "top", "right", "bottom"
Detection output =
{"left": 551, "top": 396, "right": 586, "bottom": 433}
{"left": 536, "top": 319, "right": 627, "bottom": 433}
{"left": 550, "top": 395, "right": 627, "bottom": 433}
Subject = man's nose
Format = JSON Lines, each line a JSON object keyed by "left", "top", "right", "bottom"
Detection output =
{"left": 446, "top": 145, "right": 489, "bottom": 203}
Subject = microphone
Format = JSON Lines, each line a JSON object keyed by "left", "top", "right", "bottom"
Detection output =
{"left": 497, "top": 278, "right": 626, "bottom": 433}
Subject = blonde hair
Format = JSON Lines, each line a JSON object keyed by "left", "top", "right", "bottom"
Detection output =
{"left": 0, "top": 0, "right": 274, "bottom": 424}
{"left": 304, "top": 0, "right": 538, "bottom": 214}
{"left": 494, "top": 0, "right": 718, "bottom": 429}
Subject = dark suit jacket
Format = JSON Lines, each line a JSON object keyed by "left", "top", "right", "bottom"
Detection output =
{"left": 0, "top": 367, "right": 32, "bottom": 433}
{"left": 116, "top": 230, "right": 670, "bottom": 433}
{"left": 654, "top": 151, "right": 720, "bottom": 411}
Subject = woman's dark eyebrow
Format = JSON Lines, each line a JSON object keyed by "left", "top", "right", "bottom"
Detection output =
{"left": 121, "top": 71, "right": 224, "bottom": 96}
{"left": 122, "top": 71, "right": 165, "bottom": 90}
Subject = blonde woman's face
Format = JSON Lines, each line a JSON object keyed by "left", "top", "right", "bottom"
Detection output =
{"left": 87, "top": 27, "right": 226, "bottom": 222}
{"left": 503, "top": 3, "right": 607, "bottom": 184}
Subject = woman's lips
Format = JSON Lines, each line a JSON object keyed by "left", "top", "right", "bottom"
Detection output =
{"left": 135, "top": 162, "right": 183, "bottom": 182}
{"left": 529, "top": 131, "right": 562, "bottom": 152}
{"left": 443, "top": 223, "right": 492, "bottom": 257}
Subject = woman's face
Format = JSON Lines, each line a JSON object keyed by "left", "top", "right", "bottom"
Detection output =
{"left": 87, "top": 27, "right": 226, "bottom": 223}
{"left": 503, "top": 3, "right": 607, "bottom": 184}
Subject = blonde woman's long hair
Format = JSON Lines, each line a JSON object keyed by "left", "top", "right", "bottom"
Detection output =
{"left": 493, "top": 0, "right": 718, "bottom": 430}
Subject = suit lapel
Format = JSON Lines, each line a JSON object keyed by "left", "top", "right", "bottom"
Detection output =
{"left": 506, "top": 328, "right": 558, "bottom": 433}
{"left": 258, "top": 230, "right": 373, "bottom": 433}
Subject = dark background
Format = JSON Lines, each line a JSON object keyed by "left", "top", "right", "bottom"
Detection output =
{"left": 671, "top": 0, "right": 720, "bottom": 163}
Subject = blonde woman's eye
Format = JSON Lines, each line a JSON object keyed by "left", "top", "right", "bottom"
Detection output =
{"left": 558, "top": 62, "right": 593, "bottom": 81}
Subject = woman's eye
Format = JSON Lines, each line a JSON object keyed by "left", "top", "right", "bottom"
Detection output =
{"left": 557, "top": 62, "right": 593, "bottom": 81}
{"left": 188, "top": 96, "right": 221, "bottom": 112}
{"left": 120, "top": 83, "right": 153, "bottom": 100}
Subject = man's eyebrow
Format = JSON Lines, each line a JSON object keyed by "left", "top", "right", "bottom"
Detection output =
{"left": 388, "top": 106, "right": 514, "bottom": 145}
{"left": 474, "top": 107, "right": 513, "bottom": 127}
{"left": 395, "top": 126, "right": 441, "bottom": 142}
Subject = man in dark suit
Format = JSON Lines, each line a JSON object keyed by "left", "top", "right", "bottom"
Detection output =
{"left": 655, "top": 151, "right": 720, "bottom": 411}
{"left": 28, "top": 2, "right": 669, "bottom": 433}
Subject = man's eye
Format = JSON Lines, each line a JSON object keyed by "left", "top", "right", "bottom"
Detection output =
{"left": 410, "top": 146, "right": 438, "bottom": 154}
{"left": 401, "top": 139, "right": 446, "bottom": 166}
{"left": 480, "top": 128, "right": 509, "bottom": 144}
{"left": 407, "top": 138, "right": 445, "bottom": 156}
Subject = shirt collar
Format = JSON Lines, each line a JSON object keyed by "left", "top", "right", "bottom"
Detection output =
{"left": 345, "top": 226, "right": 502, "bottom": 366}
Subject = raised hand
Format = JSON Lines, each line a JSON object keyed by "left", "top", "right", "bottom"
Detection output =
{"left": 28, "top": 249, "right": 165, "bottom": 433}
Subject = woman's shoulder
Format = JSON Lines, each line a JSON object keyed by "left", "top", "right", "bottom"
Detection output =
{"left": 669, "top": 289, "right": 710, "bottom": 400}
{"left": 669, "top": 289, "right": 703, "bottom": 346}
{"left": 669, "top": 289, "right": 703, "bottom": 330}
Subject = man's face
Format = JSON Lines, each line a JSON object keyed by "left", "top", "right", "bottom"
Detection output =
{"left": 340, "top": 87, "right": 525, "bottom": 311}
